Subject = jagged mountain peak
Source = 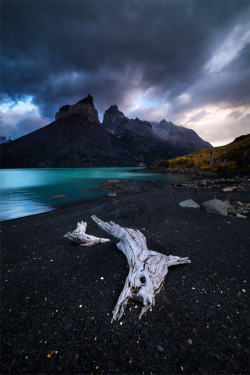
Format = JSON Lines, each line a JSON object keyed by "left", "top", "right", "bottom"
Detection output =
{"left": 103, "top": 105, "right": 156, "bottom": 138}
{"left": 152, "top": 119, "right": 212, "bottom": 150}
{"left": 1, "top": 95, "right": 213, "bottom": 168}
{"left": 1, "top": 105, "right": 183, "bottom": 168}
{"left": 55, "top": 94, "right": 99, "bottom": 122}
{"left": 77, "top": 94, "right": 94, "bottom": 107}
{"left": 134, "top": 117, "right": 152, "bottom": 127}
{"left": 102, "top": 104, "right": 127, "bottom": 132}
{"left": 159, "top": 119, "right": 177, "bottom": 127}
{"left": 106, "top": 104, "right": 124, "bottom": 115}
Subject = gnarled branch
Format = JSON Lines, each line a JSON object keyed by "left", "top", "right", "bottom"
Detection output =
{"left": 91, "top": 215, "right": 190, "bottom": 322}
{"left": 64, "top": 221, "right": 110, "bottom": 246}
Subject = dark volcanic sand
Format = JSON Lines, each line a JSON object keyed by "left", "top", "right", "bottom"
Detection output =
{"left": 1, "top": 180, "right": 249, "bottom": 375}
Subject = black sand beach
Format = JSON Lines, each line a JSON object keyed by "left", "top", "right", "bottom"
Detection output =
{"left": 1, "top": 176, "right": 250, "bottom": 375}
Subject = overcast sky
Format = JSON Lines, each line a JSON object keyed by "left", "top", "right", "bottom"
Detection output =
{"left": 1, "top": 0, "right": 250, "bottom": 146}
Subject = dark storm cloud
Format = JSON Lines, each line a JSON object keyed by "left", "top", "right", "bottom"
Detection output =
{"left": 1, "top": 0, "right": 250, "bottom": 129}
{"left": 197, "top": 43, "right": 250, "bottom": 107}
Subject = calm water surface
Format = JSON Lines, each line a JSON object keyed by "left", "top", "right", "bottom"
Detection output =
{"left": 0, "top": 168, "right": 188, "bottom": 221}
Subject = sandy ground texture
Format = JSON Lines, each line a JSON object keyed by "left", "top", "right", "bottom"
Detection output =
{"left": 1, "top": 175, "right": 250, "bottom": 375}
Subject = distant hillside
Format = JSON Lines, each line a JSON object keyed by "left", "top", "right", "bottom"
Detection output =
{"left": 155, "top": 134, "right": 250, "bottom": 173}
{"left": 152, "top": 119, "right": 212, "bottom": 151}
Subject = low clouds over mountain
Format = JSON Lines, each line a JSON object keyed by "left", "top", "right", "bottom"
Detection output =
{"left": 1, "top": 1, "right": 250, "bottom": 145}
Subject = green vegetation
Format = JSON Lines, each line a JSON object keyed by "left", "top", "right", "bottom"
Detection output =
{"left": 155, "top": 134, "right": 250, "bottom": 173}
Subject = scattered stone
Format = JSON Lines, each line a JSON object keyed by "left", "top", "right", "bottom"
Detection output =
{"left": 107, "top": 179, "right": 128, "bottom": 184}
{"left": 201, "top": 199, "right": 229, "bottom": 216}
{"left": 50, "top": 195, "right": 67, "bottom": 199}
{"left": 98, "top": 180, "right": 165, "bottom": 193}
{"left": 179, "top": 199, "right": 200, "bottom": 208}
{"left": 228, "top": 201, "right": 250, "bottom": 217}
{"left": 222, "top": 186, "right": 237, "bottom": 192}
{"left": 108, "top": 192, "right": 117, "bottom": 197}
{"left": 236, "top": 213, "right": 247, "bottom": 218}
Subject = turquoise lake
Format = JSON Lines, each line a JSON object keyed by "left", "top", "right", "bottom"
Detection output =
{"left": 0, "top": 168, "right": 188, "bottom": 221}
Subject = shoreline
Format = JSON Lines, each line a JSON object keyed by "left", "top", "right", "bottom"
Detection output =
{"left": 2, "top": 169, "right": 249, "bottom": 224}
{"left": 1, "top": 180, "right": 250, "bottom": 374}
{"left": 0, "top": 168, "right": 190, "bottom": 223}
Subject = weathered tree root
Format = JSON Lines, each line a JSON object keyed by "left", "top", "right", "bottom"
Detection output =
{"left": 91, "top": 215, "right": 191, "bottom": 322}
{"left": 64, "top": 221, "right": 110, "bottom": 246}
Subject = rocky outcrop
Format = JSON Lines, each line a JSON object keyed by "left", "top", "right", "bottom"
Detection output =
{"left": 152, "top": 119, "right": 212, "bottom": 151}
{"left": 201, "top": 199, "right": 229, "bottom": 216}
{"left": 102, "top": 105, "right": 127, "bottom": 132}
{"left": 119, "top": 118, "right": 158, "bottom": 139}
{"left": 55, "top": 94, "right": 99, "bottom": 123}
{"left": 103, "top": 105, "right": 160, "bottom": 139}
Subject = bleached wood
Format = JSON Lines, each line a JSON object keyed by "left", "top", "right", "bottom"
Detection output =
{"left": 64, "top": 221, "right": 110, "bottom": 246}
{"left": 91, "top": 215, "right": 190, "bottom": 322}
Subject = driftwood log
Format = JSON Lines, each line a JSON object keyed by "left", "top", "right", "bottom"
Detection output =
{"left": 91, "top": 215, "right": 190, "bottom": 322}
{"left": 64, "top": 221, "right": 110, "bottom": 246}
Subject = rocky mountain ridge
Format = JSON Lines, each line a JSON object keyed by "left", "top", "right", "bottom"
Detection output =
{"left": 103, "top": 105, "right": 161, "bottom": 141}
{"left": 1, "top": 95, "right": 212, "bottom": 168}
{"left": 152, "top": 119, "right": 212, "bottom": 151}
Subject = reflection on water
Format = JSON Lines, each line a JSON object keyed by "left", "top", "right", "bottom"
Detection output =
{"left": 0, "top": 168, "right": 188, "bottom": 221}
{"left": 0, "top": 196, "right": 53, "bottom": 221}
